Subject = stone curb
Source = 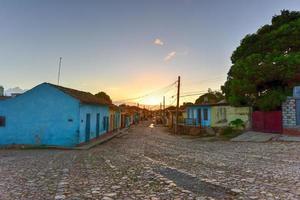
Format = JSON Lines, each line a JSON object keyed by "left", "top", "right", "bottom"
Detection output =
{"left": 0, "top": 127, "right": 130, "bottom": 151}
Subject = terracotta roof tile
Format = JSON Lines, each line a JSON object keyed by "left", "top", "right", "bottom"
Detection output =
{"left": 47, "top": 83, "right": 109, "bottom": 106}
{"left": 109, "top": 104, "right": 120, "bottom": 111}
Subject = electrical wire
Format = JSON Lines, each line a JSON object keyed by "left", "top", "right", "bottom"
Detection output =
{"left": 113, "top": 75, "right": 226, "bottom": 108}
{"left": 115, "top": 80, "right": 177, "bottom": 103}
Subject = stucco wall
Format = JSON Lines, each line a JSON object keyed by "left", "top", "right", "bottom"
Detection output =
{"left": 211, "top": 106, "right": 251, "bottom": 127}
{"left": 79, "top": 104, "right": 109, "bottom": 143}
{"left": 109, "top": 110, "right": 121, "bottom": 131}
{"left": 0, "top": 84, "right": 80, "bottom": 147}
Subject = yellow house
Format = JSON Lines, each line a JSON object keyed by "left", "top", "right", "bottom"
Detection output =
{"left": 211, "top": 104, "right": 251, "bottom": 128}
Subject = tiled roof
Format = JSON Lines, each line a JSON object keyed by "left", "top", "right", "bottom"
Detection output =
{"left": 109, "top": 104, "right": 120, "bottom": 111}
{"left": 47, "top": 83, "right": 109, "bottom": 106}
{"left": 186, "top": 102, "right": 229, "bottom": 107}
{"left": 119, "top": 105, "right": 142, "bottom": 114}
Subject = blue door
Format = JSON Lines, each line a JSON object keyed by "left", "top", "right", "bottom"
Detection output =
{"left": 202, "top": 108, "right": 210, "bottom": 127}
{"left": 297, "top": 100, "right": 300, "bottom": 125}
{"left": 96, "top": 113, "right": 100, "bottom": 137}
{"left": 106, "top": 116, "right": 109, "bottom": 132}
{"left": 85, "top": 114, "right": 91, "bottom": 142}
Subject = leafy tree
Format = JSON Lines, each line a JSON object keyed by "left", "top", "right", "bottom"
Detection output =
{"left": 182, "top": 102, "right": 193, "bottom": 106}
{"left": 180, "top": 102, "right": 193, "bottom": 109}
{"left": 222, "top": 10, "right": 300, "bottom": 111}
{"left": 195, "top": 89, "right": 224, "bottom": 104}
{"left": 95, "top": 91, "right": 112, "bottom": 104}
{"left": 166, "top": 106, "right": 176, "bottom": 110}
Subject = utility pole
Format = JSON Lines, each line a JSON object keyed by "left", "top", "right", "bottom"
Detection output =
{"left": 163, "top": 96, "right": 165, "bottom": 125}
{"left": 160, "top": 102, "right": 162, "bottom": 118}
{"left": 175, "top": 76, "right": 181, "bottom": 134}
{"left": 57, "top": 57, "right": 62, "bottom": 85}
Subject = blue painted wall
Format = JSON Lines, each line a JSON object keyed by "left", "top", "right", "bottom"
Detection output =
{"left": 0, "top": 83, "right": 110, "bottom": 147}
{"left": 79, "top": 104, "right": 109, "bottom": 143}
{"left": 0, "top": 83, "right": 80, "bottom": 147}
{"left": 186, "top": 106, "right": 211, "bottom": 127}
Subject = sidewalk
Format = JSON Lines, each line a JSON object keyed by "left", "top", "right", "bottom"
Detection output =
{"left": 231, "top": 131, "right": 300, "bottom": 142}
{"left": 0, "top": 127, "right": 130, "bottom": 150}
{"left": 74, "top": 128, "right": 129, "bottom": 150}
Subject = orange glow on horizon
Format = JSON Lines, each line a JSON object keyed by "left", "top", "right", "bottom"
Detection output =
{"left": 137, "top": 96, "right": 161, "bottom": 106}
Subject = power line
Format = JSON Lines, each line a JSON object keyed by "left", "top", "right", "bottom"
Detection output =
{"left": 180, "top": 91, "right": 221, "bottom": 98}
{"left": 115, "top": 80, "right": 177, "bottom": 103}
{"left": 169, "top": 97, "right": 177, "bottom": 106}
{"left": 180, "top": 89, "right": 221, "bottom": 95}
{"left": 180, "top": 90, "right": 209, "bottom": 95}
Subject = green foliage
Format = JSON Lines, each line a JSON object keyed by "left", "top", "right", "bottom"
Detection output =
{"left": 183, "top": 102, "right": 193, "bottom": 106}
{"left": 222, "top": 10, "right": 300, "bottom": 111}
{"left": 195, "top": 90, "right": 224, "bottom": 104}
{"left": 95, "top": 91, "right": 112, "bottom": 104}
{"left": 220, "top": 127, "right": 241, "bottom": 140}
{"left": 229, "top": 119, "right": 245, "bottom": 129}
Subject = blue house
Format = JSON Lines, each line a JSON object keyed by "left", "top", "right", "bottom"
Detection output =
{"left": 186, "top": 104, "right": 211, "bottom": 127}
{"left": 0, "top": 83, "right": 110, "bottom": 147}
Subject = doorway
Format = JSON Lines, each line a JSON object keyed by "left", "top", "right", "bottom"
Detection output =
{"left": 197, "top": 109, "right": 202, "bottom": 126}
{"left": 296, "top": 100, "right": 300, "bottom": 125}
{"left": 85, "top": 113, "right": 91, "bottom": 142}
{"left": 96, "top": 113, "right": 100, "bottom": 138}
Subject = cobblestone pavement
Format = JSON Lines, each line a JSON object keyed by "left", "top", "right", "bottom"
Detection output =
{"left": 0, "top": 122, "right": 300, "bottom": 200}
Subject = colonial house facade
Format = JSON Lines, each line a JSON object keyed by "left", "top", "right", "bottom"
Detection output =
{"left": 185, "top": 102, "right": 251, "bottom": 128}
{"left": 0, "top": 83, "right": 110, "bottom": 147}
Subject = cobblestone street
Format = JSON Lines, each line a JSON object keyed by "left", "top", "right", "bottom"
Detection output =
{"left": 0, "top": 122, "right": 300, "bottom": 200}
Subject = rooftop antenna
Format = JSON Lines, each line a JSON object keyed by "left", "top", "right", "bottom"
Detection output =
{"left": 57, "top": 57, "right": 62, "bottom": 85}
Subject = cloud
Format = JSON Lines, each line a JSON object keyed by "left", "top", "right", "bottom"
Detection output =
{"left": 154, "top": 38, "right": 164, "bottom": 46}
{"left": 164, "top": 51, "right": 176, "bottom": 61}
{"left": 5, "top": 87, "right": 27, "bottom": 96}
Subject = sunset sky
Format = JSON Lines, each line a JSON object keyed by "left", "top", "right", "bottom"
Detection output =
{"left": 1, "top": 0, "right": 300, "bottom": 105}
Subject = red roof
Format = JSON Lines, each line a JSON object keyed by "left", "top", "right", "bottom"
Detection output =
{"left": 47, "top": 83, "right": 109, "bottom": 106}
{"left": 109, "top": 104, "right": 120, "bottom": 111}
